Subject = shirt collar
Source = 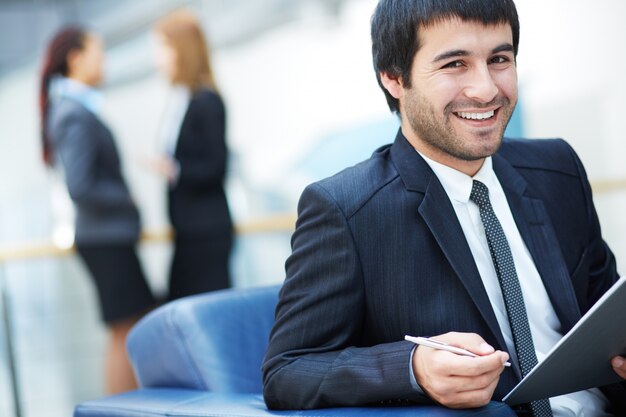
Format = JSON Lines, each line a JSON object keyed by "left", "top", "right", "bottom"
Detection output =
{"left": 48, "top": 76, "right": 104, "bottom": 115}
{"left": 417, "top": 151, "right": 497, "bottom": 204}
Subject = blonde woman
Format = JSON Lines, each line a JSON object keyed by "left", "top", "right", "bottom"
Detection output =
{"left": 150, "top": 11, "right": 233, "bottom": 300}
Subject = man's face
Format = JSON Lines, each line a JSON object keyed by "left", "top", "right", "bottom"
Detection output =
{"left": 392, "top": 19, "right": 518, "bottom": 174}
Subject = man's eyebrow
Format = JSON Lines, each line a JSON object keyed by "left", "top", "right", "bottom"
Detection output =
{"left": 433, "top": 49, "right": 468, "bottom": 63}
{"left": 432, "top": 43, "right": 514, "bottom": 63}
{"left": 492, "top": 43, "right": 514, "bottom": 54}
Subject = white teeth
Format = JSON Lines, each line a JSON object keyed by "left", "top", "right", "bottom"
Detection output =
{"left": 457, "top": 110, "right": 495, "bottom": 120}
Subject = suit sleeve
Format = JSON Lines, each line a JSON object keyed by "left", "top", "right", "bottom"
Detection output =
{"left": 55, "top": 112, "right": 134, "bottom": 210}
{"left": 564, "top": 142, "right": 626, "bottom": 411}
{"left": 175, "top": 93, "right": 227, "bottom": 188}
{"left": 565, "top": 141, "right": 619, "bottom": 307}
{"left": 262, "top": 183, "right": 426, "bottom": 410}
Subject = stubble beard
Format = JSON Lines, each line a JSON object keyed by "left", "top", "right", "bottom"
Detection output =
{"left": 405, "top": 90, "right": 514, "bottom": 162}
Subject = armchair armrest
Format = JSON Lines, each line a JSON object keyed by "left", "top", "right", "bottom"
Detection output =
{"left": 127, "top": 286, "right": 279, "bottom": 392}
{"left": 74, "top": 389, "right": 517, "bottom": 417}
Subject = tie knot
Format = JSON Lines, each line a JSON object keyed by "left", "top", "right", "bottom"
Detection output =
{"left": 470, "top": 180, "right": 490, "bottom": 207}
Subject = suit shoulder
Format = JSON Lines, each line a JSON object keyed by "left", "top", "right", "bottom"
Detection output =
{"left": 47, "top": 98, "right": 102, "bottom": 140}
{"left": 498, "top": 137, "right": 579, "bottom": 177}
{"left": 306, "top": 145, "right": 399, "bottom": 218}
{"left": 192, "top": 88, "right": 224, "bottom": 111}
{"left": 48, "top": 98, "right": 90, "bottom": 125}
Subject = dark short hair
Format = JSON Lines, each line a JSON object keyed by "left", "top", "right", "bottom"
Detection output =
{"left": 371, "top": 0, "right": 520, "bottom": 113}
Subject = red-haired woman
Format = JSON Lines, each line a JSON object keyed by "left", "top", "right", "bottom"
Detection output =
{"left": 39, "top": 26, "right": 155, "bottom": 394}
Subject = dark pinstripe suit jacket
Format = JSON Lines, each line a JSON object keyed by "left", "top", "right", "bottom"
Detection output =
{"left": 48, "top": 97, "right": 140, "bottom": 245}
{"left": 262, "top": 130, "right": 626, "bottom": 413}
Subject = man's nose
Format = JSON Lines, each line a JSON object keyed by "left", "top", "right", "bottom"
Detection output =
{"left": 463, "top": 65, "right": 498, "bottom": 103}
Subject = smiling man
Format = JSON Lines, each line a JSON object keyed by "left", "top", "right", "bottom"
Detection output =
{"left": 262, "top": 1, "right": 626, "bottom": 416}
{"left": 383, "top": 18, "right": 517, "bottom": 176}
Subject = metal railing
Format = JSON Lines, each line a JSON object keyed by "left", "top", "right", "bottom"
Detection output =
{"left": 0, "top": 213, "right": 297, "bottom": 263}
{"left": 590, "top": 178, "right": 626, "bottom": 195}
{"left": 2, "top": 177, "right": 624, "bottom": 262}
{"left": 0, "top": 176, "right": 624, "bottom": 417}
{"left": 0, "top": 213, "right": 296, "bottom": 417}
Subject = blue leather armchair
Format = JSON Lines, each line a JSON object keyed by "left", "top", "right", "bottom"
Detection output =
{"left": 74, "top": 285, "right": 516, "bottom": 417}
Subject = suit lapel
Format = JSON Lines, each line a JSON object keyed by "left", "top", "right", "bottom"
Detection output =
{"left": 420, "top": 179, "right": 510, "bottom": 351}
{"left": 390, "top": 132, "right": 507, "bottom": 351}
{"left": 493, "top": 155, "right": 581, "bottom": 332}
{"left": 391, "top": 131, "right": 581, "bottom": 348}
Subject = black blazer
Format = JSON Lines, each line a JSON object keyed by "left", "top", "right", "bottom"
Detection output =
{"left": 168, "top": 88, "right": 232, "bottom": 238}
{"left": 47, "top": 97, "right": 140, "bottom": 245}
{"left": 262, "top": 131, "right": 626, "bottom": 412}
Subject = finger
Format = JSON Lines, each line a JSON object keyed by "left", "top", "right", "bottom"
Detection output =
{"left": 433, "top": 375, "right": 500, "bottom": 409}
{"left": 430, "top": 355, "right": 504, "bottom": 394}
{"left": 457, "top": 372, "right": 501, "bottom": 408}
{"left": 612, "top": 356, "right": 626, "bottom": 379}
{"left": 436, "top": 350, "right": 510, "bottom": 377}
{"left": 454, "top": 365, "right": 504, "bottom": 393}
{"left": 434, "top": 332, "right": 496, "bottom": 356}
{"left": 412, "top": 332, "right": 507, "bottom": 405}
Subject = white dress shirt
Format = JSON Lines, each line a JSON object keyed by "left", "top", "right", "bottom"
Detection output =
{"left": 48, "top": 76, "right": 104, "bottom": 115}
{"left": 157, "top": 84, "right": 191, "bottom": 156}
{"left": 156, "top": 84, "right": 190, "bottom": 185}
{"left": 418, "top": 152, "right": 611, "bottom": 417}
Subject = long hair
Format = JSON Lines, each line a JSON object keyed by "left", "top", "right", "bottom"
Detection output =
{"left": 39, "top": 26, "right": 87, "bottom": 166}
{"left": 154, "top": 10, "right": 218, "bottom": 92}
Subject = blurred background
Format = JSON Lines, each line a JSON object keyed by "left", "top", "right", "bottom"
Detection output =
{"left": 0, "top": 0, "right": 625, "bottom": 416}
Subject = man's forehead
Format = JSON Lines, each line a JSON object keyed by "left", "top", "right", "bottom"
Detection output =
{"left": 417, "top": 18, "right": 513, "bottom": 55}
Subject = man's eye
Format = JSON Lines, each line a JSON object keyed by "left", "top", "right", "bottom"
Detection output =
{"left": 442, "top": 60, "right": 463, "bottom": 69}
{"left": 490, "top": 56, "right": 510, "bottom": 64}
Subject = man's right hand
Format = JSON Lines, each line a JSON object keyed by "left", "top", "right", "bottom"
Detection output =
{"left": 412, "top": 332, "right": 510, "bottom": 408}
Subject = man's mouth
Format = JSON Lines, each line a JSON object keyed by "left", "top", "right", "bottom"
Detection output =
{"left": 454, "top": 110, "right": 495, "bottom": 120}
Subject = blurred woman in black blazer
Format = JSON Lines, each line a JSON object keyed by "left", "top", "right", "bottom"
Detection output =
{"left": 149, "top": 10, "right": 233, "bottom": 300}
{"left": 40, "top": 26, "right": 155, "bottom": 393}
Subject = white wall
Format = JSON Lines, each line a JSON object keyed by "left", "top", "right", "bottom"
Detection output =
{"left": 1, "top": 1, "right": 625, "bottom": 262}
{"left": 514, "top": 1, "right": 626, "bottom": 262}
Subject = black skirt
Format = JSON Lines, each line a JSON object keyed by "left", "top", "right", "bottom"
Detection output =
{"left": 76, "top": 243, "right": 156, "bottom": 324}
{"left": 168, "top": 234, "right": 232, "bottom": 301}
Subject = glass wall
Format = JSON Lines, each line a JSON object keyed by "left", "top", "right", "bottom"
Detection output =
{"left": 0, "top": 230, "right": 292, "bottom": 417}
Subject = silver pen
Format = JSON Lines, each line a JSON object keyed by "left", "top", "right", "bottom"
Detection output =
{"left": 405, "top": 335, "right": 511, "bottom": 367}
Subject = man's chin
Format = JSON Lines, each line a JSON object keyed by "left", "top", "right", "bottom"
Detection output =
{"left": 453, "top": 141, "right": 503, "bottom": 161}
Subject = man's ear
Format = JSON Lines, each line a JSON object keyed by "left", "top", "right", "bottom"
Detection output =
{"left": 380, "top": 71, "right": 404, "bottom": 100}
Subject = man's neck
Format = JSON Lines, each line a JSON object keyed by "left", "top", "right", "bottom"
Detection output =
{"left": 400, "top": 126, "right": 485, "bottom": 177}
